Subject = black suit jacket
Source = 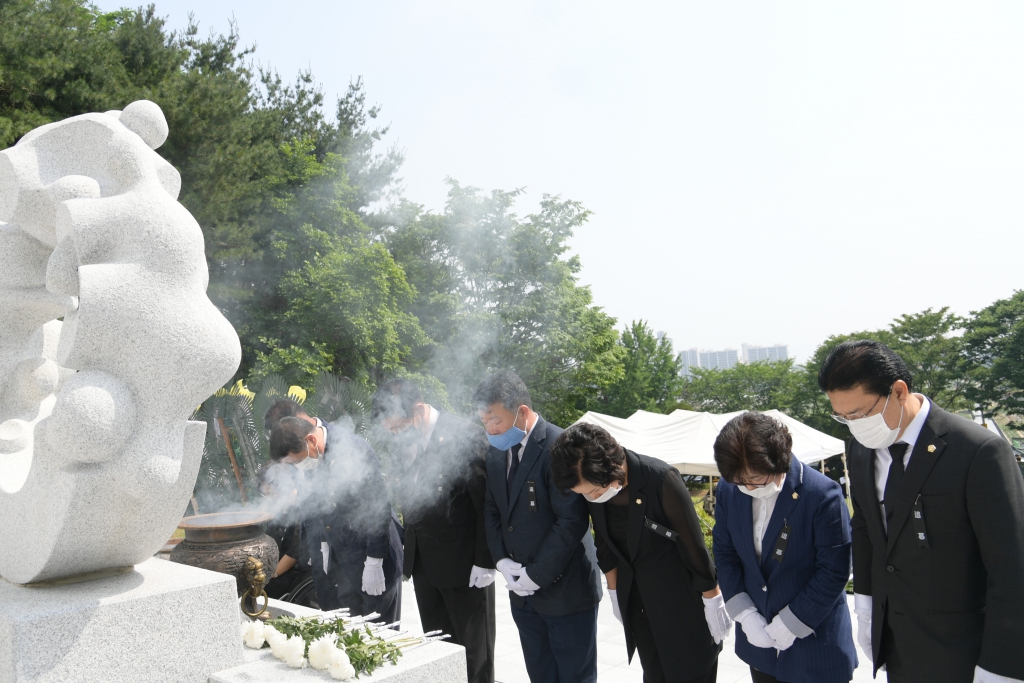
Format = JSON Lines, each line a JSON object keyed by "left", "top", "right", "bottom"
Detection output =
{"left": 394, "top": 410, "right": 493, "bottom": 588}
{"left": 591, "top": 451, "right": 720, "bottom": 679}
{"left": 849, "top": 402, "right": 1024, "bottom": 681}
{"left": 303, "top": 424, "right": 403, "bottom": 586}
{"left": 483, "top": 415, "right": 602, "bottom": 616}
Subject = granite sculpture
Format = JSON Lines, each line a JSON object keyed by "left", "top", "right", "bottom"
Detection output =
{"left": 0, "top": 100, "right": 241, "bottom": 585}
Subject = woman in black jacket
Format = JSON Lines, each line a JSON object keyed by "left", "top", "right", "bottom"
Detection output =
{"left": 550, "top": 423, "right": 731, "bottom": 683}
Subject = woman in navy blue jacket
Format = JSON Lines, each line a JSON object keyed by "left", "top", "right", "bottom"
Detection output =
{"left": 712, "top": 412, "right": 857, "bottom": 683}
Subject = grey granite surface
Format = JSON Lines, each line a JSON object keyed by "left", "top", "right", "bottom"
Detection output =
{"left": 0, "top": 558, "right": 242, "bottom": 683}
{"left": 211, "top": 639, "right": 466, "bottom": 683}
{"left": 0, "top": 98, "right": 240, "bottom": 585}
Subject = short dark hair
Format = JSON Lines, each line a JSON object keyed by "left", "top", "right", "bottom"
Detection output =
{"left": 264, "top": 398, "right": 307, "bottom": 431}
{"left": 371, "top": 378, "right": 424, "bottom": 422}
{"left": 713, "top": 412, "right": 792, "bottom": 483}
{"left": 269, "top": 416, "right": 314, "bottom": 460}
{"left": 472, "top": 370, "right": 532, "bottom": 412}
{"left": 817, "top": 340, "right": 913, "bottom": 397}
{"left": 550, "top": 423, "right": 626, "bottom": 492}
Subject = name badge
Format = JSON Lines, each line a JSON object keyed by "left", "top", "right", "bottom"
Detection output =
{"left": 643, "top": 517, "right": 678, "bottom": 541}
{"left": 772, "top": 520, "right": 792, "bottom": 563}
{"left": 527, "top": 480, "right": 538, "bottom": 512}
{"left": 912, "top": 494, "right": 929, "bottom": 548}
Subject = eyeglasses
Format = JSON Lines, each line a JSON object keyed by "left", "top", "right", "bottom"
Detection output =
{"left": 731, "top": 473, "right": 773, "bottom": 487}
{"left": 830, "top": 390, "right": 889, "bottom": 425}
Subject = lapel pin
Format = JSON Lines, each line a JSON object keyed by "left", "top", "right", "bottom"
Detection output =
{"left": 792, "top": 492, "right": 799, "bottom": 500}
{"left": 438, "top": 437, "right": 443, "bottom": 442}
{"left": 636, "top": 498, "right": 642, "bottom": 505}
{"left": 927, "top": 444, "right": 936, "bottom": 453}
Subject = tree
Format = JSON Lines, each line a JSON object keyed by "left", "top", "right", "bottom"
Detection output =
{"left": 681, "top": 360, "right": 802, "bottom": 414}
{"left": 382, "top": 183, "right": 621, "bottom": 425}
{"left": 963, "top": 291, "right": 1024, "bottom": 426}
{"left": 594, "top": 321, "right": 683, "bottom": 418}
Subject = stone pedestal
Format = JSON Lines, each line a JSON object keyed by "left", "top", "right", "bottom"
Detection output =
{"left": 0, "top": 558, "right": 242, "bottom": 683}
{"left": 210, "top": 599, "right": 468, "bottom": 683}
{"left": 210, "top": 639, "right": 467, "bottom": 683}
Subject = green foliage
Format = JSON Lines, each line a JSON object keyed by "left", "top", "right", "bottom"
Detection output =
{"left": 383, "top": 184, "right": 621, "bottom": 425}
{"left": 265, "top": 617, "right": 405, "bottom": 675}
{"left": 591, "top": 320, "right": 684, "bottom": 418}
{"left": 681, "top": 359, "right": 801, "bottom": 415}
{"left": 695, "top": 503, "right": 715, "bottom": 559}
{"left": 963, "top": 291, "right": 1024, "bottom": 426}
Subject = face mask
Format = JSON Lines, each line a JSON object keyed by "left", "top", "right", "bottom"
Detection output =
{"left": 846, "top": 392, "right": 904, "bottom": 449}
{"left": 487, "top": 407, "right": 527, "bottom": 450}
{"left": 293, "top": 442, "right": 321, "bottom": 471}
{"left": 586, "top": 484, "right": 622, "bottom": 504}
{"left": 737, "top": 478, "right": 783, "bottom": 499}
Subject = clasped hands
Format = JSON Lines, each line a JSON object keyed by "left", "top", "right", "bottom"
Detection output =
{"left": 737, "top": 609, "right": 797, "bottom": 651}
{"left": 496, "top": 558, "right": 540, "bottom": 596}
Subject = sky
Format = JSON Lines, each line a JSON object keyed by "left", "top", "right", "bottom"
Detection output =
{"left": 94, "top": 1, "right": 1024, "bottom": 361}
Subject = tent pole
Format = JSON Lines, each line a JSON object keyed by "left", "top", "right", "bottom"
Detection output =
{"left": 820, "top": 459, "right": 826, "bottom": 474}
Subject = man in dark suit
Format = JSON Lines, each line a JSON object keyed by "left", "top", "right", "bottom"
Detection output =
{"left": 372, "top": 379, "right": 496, "bottom": 683}
{"left": 474, "top": 370, "right": 602, "bottom": 683}
{"left": 269, "top": 409, "right": 404, "bottom": 623}
{"left": 819, "top": 340, "right": 1024, "bottom": 683}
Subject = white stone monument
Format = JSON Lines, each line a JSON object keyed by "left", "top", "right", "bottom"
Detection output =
{"left": 0, "top": 101, "right": 244, "bottom": 682}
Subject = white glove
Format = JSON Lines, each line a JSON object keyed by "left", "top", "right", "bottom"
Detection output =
{"left": 737, "top": 609, "right": 777, "bottom": 649}
{"left": 765, "top": 614, "right": 797, "bottom": 650}
{"left": 361, "top": 556, "right": 386, "bottom": 596}
{"left": 468, "top": 565, "right": 496, "bottom": 589}
{"left": 496, "top": 558, "right": 523, "bottom": 587}
{"left": 516, "top": 569, "right": 540, "bottom": 592}
{"left": 496, "top": 558, "right": 534, "bottom": 595}
{"left": 974, "top": 665, "right": 1024, "bottom": 682}
{"left": 609, "top": 589, "right": 622, "bottom": 623}
{"left": 701, "top": 593, "right": 732, "bottom": 644}
{"left": 854, "top": 594, "right": 873, "bottom": 663}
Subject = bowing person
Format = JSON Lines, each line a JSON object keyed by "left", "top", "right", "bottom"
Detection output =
{"left": 550, "top": 422, "right": 729, "bottom": 683}
{"left": 819, "top": 341, "right": 1024, "bottom": 683}
{"left": 269, "top": 413, "right": 404, "bottom": 623}
{"left": 475, "top": 370, "right": 602, "bottom": 683}
{"left": 712, "top": 412, "right": 856, "bottom": 683}
{"left": 372, "top": 379, "right": 497, "bottom": 683}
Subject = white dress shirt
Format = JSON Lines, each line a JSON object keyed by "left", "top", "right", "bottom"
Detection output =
{"left": 874, "top": 395, "right": 930, "bottom": 531}
{"left": 752, "top": 474, "right": 786, "bottom": 561}
{"left": 506, "top": 415, "right": 537, "bottom": 476}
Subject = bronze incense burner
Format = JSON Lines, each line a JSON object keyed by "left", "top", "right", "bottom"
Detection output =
{"left": 169, "top": 511, "right": 279, "bottom": 617}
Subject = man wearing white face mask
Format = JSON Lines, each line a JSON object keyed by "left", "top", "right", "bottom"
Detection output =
{"left": 550, "top": 422, "right": 728, "bottom": 683}
{"left": 270, "top": 412, "right": 404, "bottom": 625}
{"left": 820, "top": 340, "right": 1024, "bottom": 683}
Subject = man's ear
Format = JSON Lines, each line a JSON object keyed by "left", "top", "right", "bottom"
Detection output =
{"left": 893, "top": 379, "right": 910, "bottom": 402}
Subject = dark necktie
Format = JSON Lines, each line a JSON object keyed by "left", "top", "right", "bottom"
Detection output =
{"left": 883, "top": 442, "right": 909, "bottom": 526}
{"left": 507, "top": 444, "right": 521, "bottom": 498}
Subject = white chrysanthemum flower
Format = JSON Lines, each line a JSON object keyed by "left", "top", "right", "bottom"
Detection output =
{"left": 240, "top": 620, "right": 266, "bottom": 649}
{"left": 263, "top": 624, "right": 285, "bottom": 646}
{"left": 308, "top": 634, "right": 345, "bottom": 671}
{"left": 328, "top": 656, "right": 356, "bottom": 681}
{"left": 265, "top": 625, "right": 288, "bottom": 659}
{"left": 281, "top": 634, "right": 307, "bottom": 669}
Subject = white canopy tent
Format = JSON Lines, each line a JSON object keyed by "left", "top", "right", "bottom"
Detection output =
{"left": 573, "top": 409, "right": 846, "bottom": 477}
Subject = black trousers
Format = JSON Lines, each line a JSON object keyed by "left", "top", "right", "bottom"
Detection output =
{"left": 749, "top": 667, "right": 850, "bottom": 683}
{"left": 412, "top": 564, "right": 496, "bottom": 683}
{"left": 880, "top": 619, "right": 913, "bottom": 683}
{"left": 628, "top": 591, "right": 718, "bottom": 683}
{"left": 314, "top": 559, "right": 401, "bottom": 624}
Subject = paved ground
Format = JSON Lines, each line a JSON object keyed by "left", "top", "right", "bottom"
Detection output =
{"left": 398, "top": 577, "right": 876, "bottom": 683}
